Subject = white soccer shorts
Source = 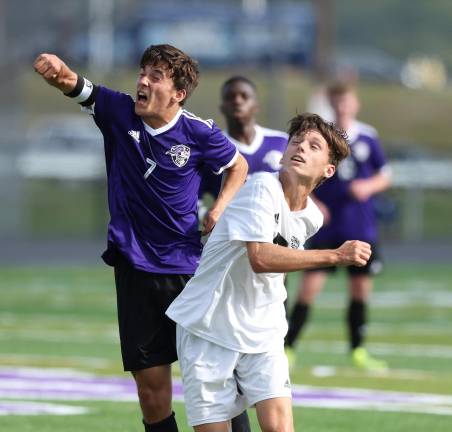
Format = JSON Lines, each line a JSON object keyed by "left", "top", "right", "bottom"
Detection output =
{"left": 176, "top": 324, "right": 292, "bottom": 426}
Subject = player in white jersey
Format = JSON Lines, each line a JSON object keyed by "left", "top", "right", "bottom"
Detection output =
{"left": 167, "top": 113, "right": 372, "bottom": 431}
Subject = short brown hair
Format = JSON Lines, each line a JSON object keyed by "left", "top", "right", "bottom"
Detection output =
{"left": 140, "top": 44, "right": 199, "bottom": 105}
{"left": 287, "top": 113, "right": 350, "bottom": 168}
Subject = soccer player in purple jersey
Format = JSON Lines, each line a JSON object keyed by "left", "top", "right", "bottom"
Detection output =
{"left": 285, "top": 82, "right": 392, "bottom": 370}
{"left": 199, "top": 76, "right": 288, "bottom": 200}
{"left": 221, "top": 76, "right": 288, "bottom": 174}
{"left": 33, "top": 45, "right": 248, "bottom": 432}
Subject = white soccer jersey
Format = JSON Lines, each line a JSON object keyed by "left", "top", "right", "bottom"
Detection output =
{"left": 166, "top": 172, "right": 323, "bottom": 353}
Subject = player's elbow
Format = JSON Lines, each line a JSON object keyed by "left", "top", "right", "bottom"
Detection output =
{"left": 230, "top": 153, "right": 248, "bottom": 180}
{"left": 249, "top": 257, "right": 268, "bottom": 273}
{"left": 247, "top": 244, "right": 269, "bottom": 273}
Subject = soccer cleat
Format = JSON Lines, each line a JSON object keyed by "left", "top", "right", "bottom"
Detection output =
{"left": 351, "top": 347, "right": 388, "bottom": 371}
{"left": 285, "top": 346, "right": 297, "bottom": 371}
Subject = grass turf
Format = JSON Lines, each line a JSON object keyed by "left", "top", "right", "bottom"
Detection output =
{"left": 0, "top": 263, "right": 451, "bottom": 430}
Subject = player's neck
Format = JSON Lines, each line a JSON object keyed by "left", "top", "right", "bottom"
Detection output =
{"left": 279, "top": 170, "right": 310, "bottom": 212}
{"left": 142, "top": 105, "right": 181, "bottom": 129}
{"left": 227, "top": 122, "right": 256, "bottom": 145}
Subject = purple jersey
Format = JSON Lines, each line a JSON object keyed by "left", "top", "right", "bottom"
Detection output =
{"left": 89, "top": 86, "right": 237, "bottom": 273}
{"left": 227, "top": 125, "right": 288, "bottom": 174}
{"left": 200, "top": 125, "right": 287, "bottom": 197}
{"left": 312, "top": 121, "right": 388, "bottom": 244}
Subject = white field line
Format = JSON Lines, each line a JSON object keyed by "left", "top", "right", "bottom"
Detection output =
{"left": 371, "top": 323, "right": 452, "bottom": 335}
{"left": 315, "top": 289, "right": 452, "bottom": 308}
{"left": 2, "top": 368, "right": 452, "bottom": 417}
{"left": 299, "top": 341, "right": 452, "bottom": 359}
{"left": 0, "top": 329, "right": 118, "bottom": 343}
{"left": 0, "top": 353, "right": 114, "bottom": 369}
{"left": 0, "top": 401, "right": 89, "bottom": 416}
{"left": 311, "top": 365, "right": 433, "bottom": 380}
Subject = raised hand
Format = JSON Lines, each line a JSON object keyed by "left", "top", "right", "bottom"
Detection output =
{"left": 33, "top": 53, "right": 77, "bottom": 93}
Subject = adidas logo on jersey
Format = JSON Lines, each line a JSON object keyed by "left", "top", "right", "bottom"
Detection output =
{"left": 128, "top": 130, "right": 140, "bottom": 143}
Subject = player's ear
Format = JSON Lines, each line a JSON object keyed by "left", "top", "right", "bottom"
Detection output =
{"left": 173, "top": 88, "right": 186, "bottom": 105}
{"left": 324, "top": 164, "right": 335, "bottom": 179}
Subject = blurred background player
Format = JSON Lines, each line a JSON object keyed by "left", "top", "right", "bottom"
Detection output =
{"left": 199, "top": 76, "right": 288, "bottom": 202}
{"left": 285, "top": 81, "right": 392, "bottom": 371}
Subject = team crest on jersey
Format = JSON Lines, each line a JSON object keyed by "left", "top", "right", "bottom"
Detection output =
{"left": 290, "top": 236, "right": 300, "bottom": 249}
{"left": 166, "top": 144, "right": 191, "bottom": 167}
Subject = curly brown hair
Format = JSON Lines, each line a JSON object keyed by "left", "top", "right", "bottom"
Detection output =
{"left": 140, "top": 44, "right": 199, "bottom": 105}
{"left": 287, "top": 113, "right": 350, "bottom": 168}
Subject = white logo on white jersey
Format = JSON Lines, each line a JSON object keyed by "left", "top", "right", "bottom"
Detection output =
{"left": 290, "top": 236, "right": 301, "bottom": 249}
{"left": 128, "top": 130, "right": 140, "bottom": 143}
{"left": 166, "top": 144, "right": 191, "bottom": 167}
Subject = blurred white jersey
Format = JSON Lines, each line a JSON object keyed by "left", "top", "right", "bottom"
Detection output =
{"left": 166, "top": 172, "right": 323, "bottom": 353}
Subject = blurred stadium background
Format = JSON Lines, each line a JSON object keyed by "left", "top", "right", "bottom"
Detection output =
{"left": 0, "top": 0, "right": 451, "bottom": 431}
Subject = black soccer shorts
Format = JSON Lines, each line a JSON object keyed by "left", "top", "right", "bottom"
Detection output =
{"left": 114, "top": 254, "right": 191, "bottom": 371}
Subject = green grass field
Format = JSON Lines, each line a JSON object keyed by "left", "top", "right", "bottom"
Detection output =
{"left": 0, "top": 263, "right": 451, "bottom": 431}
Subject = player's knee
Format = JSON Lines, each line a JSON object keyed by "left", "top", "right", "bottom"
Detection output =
{"left": 260, "top": 423, "right": 292, "bottom": 432}
{"left": 299, "top": 288, "right": 318, "bottom": 304}
{"left": 260, "top": 417, "right": 292, "bottom": 432}
{"left": 136, "top": 383, "right": 171, "bottom": 410}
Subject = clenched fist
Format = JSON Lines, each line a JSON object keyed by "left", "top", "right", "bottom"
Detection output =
{"left": 336, "top": 240, "right": 372, "bottom": 267}
{"left": 33, "top": 53, "right": 77, "bottom": 93}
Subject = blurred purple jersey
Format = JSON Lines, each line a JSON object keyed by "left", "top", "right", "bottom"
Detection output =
{"left": 91, "top": 86, "right": 237, "bottom": 273}
{"left": 312, "top": 121, "right": 388, "bottom": 244}
{"left": 200, "top": 125, "right": 287, "bottom": 197}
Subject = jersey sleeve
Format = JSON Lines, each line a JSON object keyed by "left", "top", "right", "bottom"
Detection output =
{"left": 202, "top": 123, "right": 239, "bottom": 175}
{"left": 304, "top": 198, "right": 324, "bottom": 240}
{"left": 64, "top": 76, "right": 114, "bottom": 126}
{"left": 368, "top": 135, "right": 388, "bottom": 172}
{"left": 199, "top": 166, "right": 223, "bottom": 199}
{"left": 89, "top": 86, "right": 134, "bottom": 132}
{"left": 214, "top": 175, "right": 277, "bottom": 243}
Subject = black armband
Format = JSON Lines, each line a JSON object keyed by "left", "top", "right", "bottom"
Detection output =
{"left": 64, "top": 74, "right": 98, "bottom": 106}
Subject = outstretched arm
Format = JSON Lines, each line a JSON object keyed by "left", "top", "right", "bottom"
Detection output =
{"left": 202, "top": 153, "right": 248, "bottom": 234}
{"left": 33, "top": 53, "right": 78, "bottom": 94}
{"left": 246, "top": 240, "right": 371, "bottom": 273}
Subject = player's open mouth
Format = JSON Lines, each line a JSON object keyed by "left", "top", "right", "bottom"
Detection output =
{"left": 291, "top": 155, "right": 305, "bottom": 163}
{"left": 137, "top": 91, "right": 148, "bottom": 103}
